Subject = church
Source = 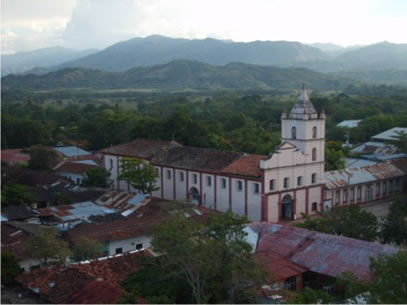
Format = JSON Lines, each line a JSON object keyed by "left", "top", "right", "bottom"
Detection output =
{"left": 101, "top": 87, "right": 405, "bottom": 222}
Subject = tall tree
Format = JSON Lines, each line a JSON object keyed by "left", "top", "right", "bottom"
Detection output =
{"left": 73, "top": 237, "right": 104, "bottom": 261}
{"left": 381, "top": 198, "right": 407, "bottom": 246}
{"left": 1, "top": 183, "right": 35, "bottom": 206}
{"left": 24, "top": 227, "right": 71, "bottom": 266}
{"left": 1, "top": 252, "right": 22, "bottom": 285}
{"left": 28, "top": 145, "right": 59, "bottom": 170}
{"left": 118, "top": 157, "right": 159, "bottom": 194}
{"left": 121, "top": 212, "right": 266, "bottom": 304}
{"left": 325, "top": 141, "right": 346, "bottom": 171}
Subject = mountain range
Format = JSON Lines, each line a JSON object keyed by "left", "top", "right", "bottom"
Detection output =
{"left": 1, "top": 60, "right": 353, "bottom": 91}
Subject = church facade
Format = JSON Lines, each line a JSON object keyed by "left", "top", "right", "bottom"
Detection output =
{"left": 101, "top": 87, "right": 405, "bottom": 222}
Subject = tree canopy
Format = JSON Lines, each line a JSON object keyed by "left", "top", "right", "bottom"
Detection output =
{"left": 121, "top": 212, "right": 266, "bottom": 304}
{"left": 82, "top": 167, "right": 112, "bottom": 188}
{"left": 1, "top": 183, "right": 35, "bottom": 206}
{"left": 73, "top": 237, "right": 104, "bottom": 261}
{"left": 381, "top": 198, "right": 407, "bottom": 246}
{"left": 1, "top": 252, "right": 22, "bottom": 285}
{"left": 28, "top": 145, "right": 59, "bottom": 170}
{"left": 118, "top": 157, "right": 159, "bottom": 194}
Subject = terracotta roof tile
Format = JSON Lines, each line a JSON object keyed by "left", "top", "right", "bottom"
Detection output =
{"left": 1, "top": 149, "right": 30, "bottom": 164}
{"left": 55, "top": 161, "right": 99, "bottom": 175}
{"left": 221, "top": 154, "right": 266, "bottom": 178}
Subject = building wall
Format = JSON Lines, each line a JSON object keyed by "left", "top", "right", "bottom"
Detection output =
{"left": 55, "top": 172, "right": 84, "bottom": 184}
{"left": 108, "top": 235, "right": 152, "bottom": 256}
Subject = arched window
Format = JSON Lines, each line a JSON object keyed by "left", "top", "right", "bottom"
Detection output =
{"left": 312, "top": 126, "right": 317, "bottom": 139}
{"left": 284, "top": 177, "right": 290, "bottom": 189}
{"left": 291, "top": 126, "right": 296, "bottom": 139}
{"left": 312, "top": 147, "right": 317, "bottom": 161}
{"left": 269, "top": 179, "right": 275, "bottom": 191}
{"left": 311, "top": 173, "right": 317, "bottom": 184}
{"left": 297, "top": 176, "right": 303, "bottom": 186}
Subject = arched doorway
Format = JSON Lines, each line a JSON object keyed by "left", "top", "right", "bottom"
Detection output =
{"left": 282, "top": 194, "right": 293, "bottom": 220}
{"left": 189, "top": 187, "right": 200, "bottom": 206}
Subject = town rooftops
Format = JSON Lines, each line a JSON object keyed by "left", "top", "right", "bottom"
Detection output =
{"left": 16, "top": 250, "right": 150, "bottom": 304}
{"left": 222, "top": 154, "right": 266, "bottom": 178}
{"left": 1, "top": 149, "right": 30, "bottom": 164}
{"left": 4, "top": 166, "right": 68, "bottom": 187}
{"left": 336, "top": 120, "right": 362, "bottom": 128}
{"left": 324, "top": 159, "right": 407, "bottom": 189}
{"left": 100, "top": 138, "right": 180, "bottom": 159}
{"left": 53, "top": 145, "right": 90, "bottom": 157}
{"left": 54, "top": 161, "right": 99, "bottom": 175}
{"left": 1, "top": 206, "right": 35, "bottom": 221}
{"left": 371, "top": 127, "right": 407, "bottom": 142}
{"left": 250, "top": 222, "right": 399, "bottom": 283}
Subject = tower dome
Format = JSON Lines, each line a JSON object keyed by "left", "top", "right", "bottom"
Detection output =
{"left": 290, "top": 85, "right": 318, "bottom": 120}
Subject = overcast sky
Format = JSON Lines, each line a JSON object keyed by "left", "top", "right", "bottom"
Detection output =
{"left": 2, "top": 0, "right": 407, "bottom": 54}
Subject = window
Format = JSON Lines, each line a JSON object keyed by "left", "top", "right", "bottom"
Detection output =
{"left": 335, "top": 190, "right": 340, "bottom": 205}
{"left": 269, "top": 179, "right": 275, "bottom": 191}
{"left": 312, "top": 126, "right": 317, "bottom": 139}
{"left": 312, "top": 148, "right": 317, "bottom": 161}
{"left": 283, "top": 177, "right": 290, "bottom": 189}
{"left": 343, "top": 189, "right": 348, "bottom": 203}
{"left": 376, "top": 183, "right": 380, "bottom": 196}
{"left": 237, "top": 180, "right": 243, "bottom": 191}
{"left": 136, "top": 243, "right": 143, "bottom": 250}
{"left": 284, "top": 276, "right": 297, "bottom": 291}
{"left": 312, "top": 202, "right": 317, "bottom": 211}
{"left": 254, "top": 183, "right": 260, "bottom": 194}
{"left": 115, "top": 247, "right": 123, "bottom": 254}
{"left": 179, "top": 171, "right": 184, "bottom": 182}
{"left": 292, "top": 126, "right": 297, "bottom": 139}
{"left": 167, "top": 170, "right": 172, "bottom": 180}
{"left": 311, "top": 173, "right": 317, "bottom": 184}
{"left": 109, "top": 159, "right": 113, "bottom": 169}
{"left": 192, "top": 174, "right": 198, "bottom": 184}
{"left": 350, "top": 187, "right": 355, "bottom": 201}
{"left": 297, "top": 176, "right": 303, "bottom": 186}
{"left": 155, "top": 167, "right": 160, "bottom": 176}
{"left": 357, "top": 186, "right": 362, "bottom": 200}
{"left": 207, "top": 176, "right": 212, "bottom": 186}
{"left": 221, "top": 178, "right": 227, "bottom": 189}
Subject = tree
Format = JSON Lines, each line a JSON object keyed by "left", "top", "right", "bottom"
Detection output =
{"left": 369, "top": 252, "right": 407, "bottom": 304}
{"left": 73, "top": 237, "right": 104, "bottom": 261}
{"left": 28, "top": 145, "right": 59, "bottom": 170}
{"left": 381, "top": 198, "right": 407, "bottom": 246}
{"left": 121, "top": 212, "right": 266, "bottom": 304}
{"left": 336, "top": 271, "right": 369, "bottom": 301}
{"left": 387, "top": 130, "right": 407, "bottom": 153}
{"left": 1, "top": 252, "right": 22, "bottom": 285}
{"left": 325, "top": 141, "right": 346, "bottom": 171}
{"left": 82, "top": 167, "right": 112, "bottom": 188}
{"left": 290, "top": 287, "right": 334, "bottom": 304}
{"left": 1, "top": 183, "right": 35, "bottom": 206}
{"left": 118, "top": 157, "right": 159, "bottom": 194}
{"left": 24, "top": 227, "right": 71, "bottom": 266}
{"left": 296, "top": 205, "right": 379, "bottom": 241}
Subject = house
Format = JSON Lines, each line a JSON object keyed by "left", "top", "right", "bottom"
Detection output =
{"left": 65, "top": 198, "right": 211, "bottom": 256}
{"left": 3, "top": 166, "right": 69, "bottom": 188}
{"left": 54, "top": 161, "right": 101, "bottom": 185}
{"left": 251, "top": 222, "right": 399, "bottom": 293}
{"left": 1, "top": 221, "right": 48, "bottom": 271}
{"left": 16, "top": 250, "right": 150, "bottom": 304}
{"left": 53, "top": 145, "right": 91, "bottom": 158}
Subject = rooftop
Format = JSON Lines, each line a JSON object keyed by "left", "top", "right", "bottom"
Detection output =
{"left": 250, "top": 223, "right": 399, "bottom": 283}
{"left": 54, "top": 161, "right": 99, "bottom": 175}
{"left": 324, "top": 159, "right": 407, "bottom": 189}
{"left": 222, "top": 154, "right": 266, "bottom": 178}
{"left": 289, "top": 86, "right": 318, "bottom": 120}
{"left": 1, "top": 149, "right": 30, "bottom": 164}
{"left": 371, "top": 127, "right": 407, "bottom": 141}
{"left": 53, "top": 145, "right": 90, "bottom": 157}
{"left": 337, "top": 120, "right": 362, "bottom": 128}
{"left": 16, "top": 251, "right": 150, "bottom": 304}
{"left": 4, "top": 166, "right": 68, "bottom": 187}
{"left": 1, "top": 206, "right": 35, "bottom": 221}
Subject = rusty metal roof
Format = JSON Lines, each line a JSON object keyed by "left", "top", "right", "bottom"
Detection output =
{"left": 324, "top": 159, "right": 407, "bottom": 189}
{"left": 250, "top": 223, "right": 399, "bottom": 283}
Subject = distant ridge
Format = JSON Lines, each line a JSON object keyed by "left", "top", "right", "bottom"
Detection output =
{"left": 1, "top": 60, "right": 354, "bottom": 91}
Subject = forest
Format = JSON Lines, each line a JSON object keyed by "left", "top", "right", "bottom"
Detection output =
{"left": 2, "top": 85, "right": 407, "bottom": 160}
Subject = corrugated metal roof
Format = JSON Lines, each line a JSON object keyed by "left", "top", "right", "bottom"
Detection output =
{"left": 337, "top": 120, "right": 362, "bottom": 128}
{"left": 53, "top": 146, "right": 90, "bottom": 157}
{"left": 346, "top": 158, "right": 377, "bottom": 169}
{"left": 371, "top": 127, "right": 407, "bottom": 141}
{"left": 325, "top": 160, "right": 406, "bottom": 189}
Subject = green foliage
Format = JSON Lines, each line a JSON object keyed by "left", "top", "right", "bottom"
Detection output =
{"left": 28, "top": 145, "right": 58, "bottom": 170}
{"left": 387, "top": 130, "right": 407, "bottom": 154}
{"left": 82, "top": 167, "right": 112, "bottom": 188}
{"left": 121, "top": 212, "right": 266, "bottom": 304}
{"left": 290, "top": 287, "right": 334, "bottom": 304}
{"left": 325, "top": 141, "right": 346, "bottom": 171}
{"left": 1, "top": 252, "right": 22, "bottom": 285}
{"left": 369, "top": 252, "right": 407, "bottom": 304}
{"left": 1, "top": 183, "right": 35, "bottom": 206}
{"left": 296, "top": 205, "right": 379, "bottom": 241}
{"left": 118, "top": 157, "right": 159, "bottom": 194}
{"left": 336, "top": 271, "right": 369, "bottom": 300}
{"left": 24, "top": 227, "right": 72, "bottom": 266}
{"left": 381, "top": 199, "right": 407, "bottom": 246}
{"left": 52, "top": 192, "right": 73, "bottom": 206}
{"left": 73, "top": 237, "right": 104, "bottom": 261}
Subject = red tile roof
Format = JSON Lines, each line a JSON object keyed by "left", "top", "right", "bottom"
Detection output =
{"left": 16, "top": 251, "right": 149, "bottom": 304}
{"left": 251, "top": 223, "right": 399, "bottom": 283}
{"left": 222, "top": 154, "right": 266, "bottom": 178}
{"left": 55, "top": 161, "right": 99, "bottom": 175}
{"left": 100, "top": 138, "right": 180, "bottom": 160}
{"left": 1, "top": 149, "right": 30, "bottom": 164}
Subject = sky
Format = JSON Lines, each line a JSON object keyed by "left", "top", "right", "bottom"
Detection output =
{"left": 1, "top": 0, "right": 407, "bottom": 54}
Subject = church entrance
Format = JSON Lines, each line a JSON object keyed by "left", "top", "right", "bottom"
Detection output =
{"left": 282, "top": 194, "right": 293, "bottom": 220}
{"left": 189, "top": 187, "right": 200, "bottom": 206}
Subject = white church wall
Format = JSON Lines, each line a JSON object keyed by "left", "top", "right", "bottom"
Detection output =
{"left": 216, "top": 176, "right": 230, "bottom": 212}
{"left": 231, "top": 178, "right": 245, "bottom": 216}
